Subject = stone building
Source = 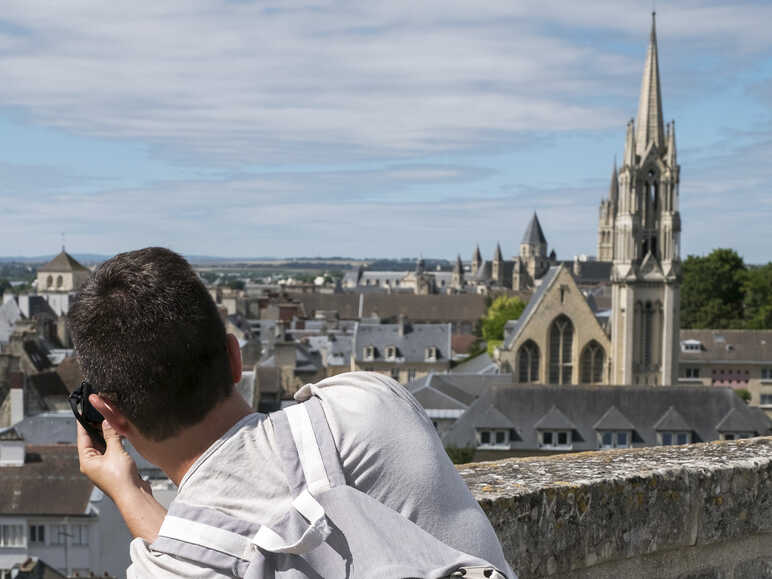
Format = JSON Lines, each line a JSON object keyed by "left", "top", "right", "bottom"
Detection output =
{"left": 496, "top": 14, "right": 681, "bottom": 388}
{"left": 35, "top": 250, "right": 90, "bottom": 317}
{"left": 351, "top": 317, "right": 451, "bottom": 383}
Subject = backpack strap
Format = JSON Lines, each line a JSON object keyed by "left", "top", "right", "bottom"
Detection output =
{"left": 152, "top": 397, "right": 343, "bottom": 566}
{"left": 251, "top": 396, "right": 344, "bottom": 554}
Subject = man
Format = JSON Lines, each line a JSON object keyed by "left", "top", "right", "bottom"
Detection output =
{"left": 71, "top": 247, "right": 513, "bottom": 577}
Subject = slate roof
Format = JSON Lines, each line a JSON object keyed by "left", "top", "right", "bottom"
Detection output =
{"left": 37, "top": 250, "right": 89, "bottom": 273}
{"left": 353, "top": 322, "right": 451, "bottom": 364}
{"left": 362, "top": 294, "right": 486, "bottom": 323}
{"left": 451, "top": 352, "right": 499, "bottom": 375}
{"left": 715, "top": 408, "right": 756, "bottom": 433}
{"left": 534, "top": 405, "right": 578, "bottom": 430}
{"left": 408, "top": 373, "right": 512, "bottom": 410}
{"left": 0, "top": 426, "right": 24, "bottom": 441}
{"left": 574, "top": 260, "right": 613, "bottom": 284}
{"left": 12, "top": 557, "right": 69, "bottom": 578}
{"left": 522, "top": 213, "right": 547, "bottom": 246}
{"left": 27, "top": 372, "right": 70, "bottom": 411}
{"left": 653, "top": 406, "right": 692, "bottom": 431}
{"left": 678, "top": 330, "right": 772, "bottom": 363}
{"left": 501, "top": 265, "right": 562, "bottom": 349}
{"left": 56, "top": 355, "right": 83, "bottom": 394}
{"left": 0, "top": 445, "right": 94, "bottom": 515}
{"left": 473, "top": 261, "right": 492, "bottom": 282}
{"left": 444, "top": 382, "right": 772, "bottom": 452}
{"left": 593, "top": 405, "right": 636, "bottom": 431}
{"left": 23, "top": 340, "right": 53, "bottom": 371}
{"left": 475, "top": 404, "right": 515, "bottom": 429}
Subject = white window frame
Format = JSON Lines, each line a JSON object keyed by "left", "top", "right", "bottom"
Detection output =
{"left": 659, "top": 431, "right": 691, "bottom": 446}
{"left": 539, "top": 430, "right": 572, "bottom": 450}
{"left": 477, "top": 429, "right": 510, "bottom": 449}
{"left": 0, "top": 523, "right": 25, "bottom": 548}
{"left": 685, "top": 367, "right": 700, "bottom": 379}
{"left": 385, "top": 345, "right": 397, "bottom": 361}
{"left": 28, "top": 524, "right": 45, "bottom": 545}
{"left": 597, "top": 430, "right": 631, "bottom": 449}
{"left": 761, "top": 368, "right": 772, "bottom": 381}
{"left": 363, "top": 345, "right": 375, "bottom": 362}
{"left": 425, "top": 346, "right": 438, "bottom": 362}
{"left": 70, "top": 523, "right": 89, "bottom": 546}
{"left": 760, "top": 394, "right": 772, "bottom": 406}
{"left": 50, "top": 524, "right": 69, "bottom": 545}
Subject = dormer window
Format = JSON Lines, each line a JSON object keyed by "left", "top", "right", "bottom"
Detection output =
{"left": 659, "top": 431, "right": 691, "bottom": 446}
{"left": 425, "top": 346, "right": 438, "bottom": 362}
{"left": 680, "top": 340, "right": 702, "bottom": 352}
{"left": 363, "top": 345, "right": 375, "bottom": 361}
{"left": 720, "top": 432, "right": 753, "bottom": 441}
{"left": 385, "top": 345, "right": 398, "bottom": 361}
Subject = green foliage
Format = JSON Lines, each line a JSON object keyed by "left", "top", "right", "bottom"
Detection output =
{"left": 481, "top": 296, "right": 526, "bottom": 355}
{"left": 227, "top": 279, "right": 246, "bottom": 290}
{"left": 681, "top": 249, "right": 772, "bottom": 330}
{"left": 445, "top": 445, "right": 476, "bottom": 465}
{"left": 734, "top": 388, "right": 751, "bottom": 404}
{"left": 0, "top": 279, "right": 10, "bottom": 295}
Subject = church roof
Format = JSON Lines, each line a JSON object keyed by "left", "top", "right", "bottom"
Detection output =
{"left": 521, "top": 213, "right": 547, "bottom": 246}
{"left": 494, "top": 243, "right": 503, "bottom": 261}
{"left": 501, "top": 265, "right": 561, "bottom": 349}
{"left": 37, "top": 250, "right": 89, "bottom": 273}
{"left": 635, "top": 12, "right": 665, "bottom": 156}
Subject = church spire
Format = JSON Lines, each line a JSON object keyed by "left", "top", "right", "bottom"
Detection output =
{"left": 635, "top": 12, "right": 665, "bottom": 156}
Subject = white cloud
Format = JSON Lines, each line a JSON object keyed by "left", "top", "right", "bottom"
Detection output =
{"left": 1, "top": 1, "right": 768, "bottom": 163}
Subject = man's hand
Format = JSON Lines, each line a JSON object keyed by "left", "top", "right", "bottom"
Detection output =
{"left": 77, "top": 420, "right": 166, "bottom": 542}
{"left": 77, "top": 419, "right": 150, "bottom": 500}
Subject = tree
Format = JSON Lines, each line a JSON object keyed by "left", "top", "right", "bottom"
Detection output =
{"left": 227, "top": 279, "right": 246, "bottom": 291}
{"left": 481, "top": 296, "right": 526, "bottom": 355}
{"left": 741, "top": 263, "right": 772, "bottom": 329}
{"left": 681, "top": 249, "right": 746, "bottom": 329}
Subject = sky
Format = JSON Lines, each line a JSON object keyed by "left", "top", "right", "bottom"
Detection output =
{"left": 1, "top": 1, "right": 771, "bottom": 262}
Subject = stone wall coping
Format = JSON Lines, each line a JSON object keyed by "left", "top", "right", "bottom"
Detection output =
{"left": 460, "top": 437, "right": 772, "bottom": 501}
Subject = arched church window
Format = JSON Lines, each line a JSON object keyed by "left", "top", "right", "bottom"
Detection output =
{"left": 46, "top": 275, "right": 53, "bottom": 288}
{"left": 549, "top": 315, "right": 573, "bottom": 384}
{"left": 643, "top": 301, "right": 654, "bottom": 368}
{"left": 56, "top": 275, "right": 63, "bottom": 288}
{"left": 517, "top": 340, "right": 540, "bottom": 383}
{"left": 580, "top": 341, "right": 605, "bottom": 384}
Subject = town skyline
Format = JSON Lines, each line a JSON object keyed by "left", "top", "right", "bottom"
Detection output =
{"left": 1, "top": 1, "right": 771, "bottom": 262}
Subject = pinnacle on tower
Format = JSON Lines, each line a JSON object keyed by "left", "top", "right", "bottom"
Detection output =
{"left": 454, "top": 254, "right": 463, "bottom": 273}
{"left": 635, "top": 12, "right": 665, "bottom": 156}
{"left": 609, "top": 159, "right": 619, "bottom": 205}
{"left": 494, "top": 242, "right": 503, "bottom": 262}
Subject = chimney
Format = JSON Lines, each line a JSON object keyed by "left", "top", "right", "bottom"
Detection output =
{"left": 398, "top": 314, "right": 409, "bottom": 337}
{"left": 10, "top": 388, "right": 23, "bottom": 426}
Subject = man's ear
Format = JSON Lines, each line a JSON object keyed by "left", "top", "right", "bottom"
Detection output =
{"left": 88, "top": 394, "right": 131, "bottom": 437}
{"left": 226, "top": 333, "right": 243, "bottom": 385}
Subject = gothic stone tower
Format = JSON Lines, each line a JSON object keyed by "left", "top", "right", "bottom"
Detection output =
{"left": 597, "top": 162, "right": 618, "bottom": 261}
{"left": 610, "top": 13, "right": 681, "bottom": 386}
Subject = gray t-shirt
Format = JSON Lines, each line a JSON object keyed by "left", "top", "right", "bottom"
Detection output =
{"left": 128, "top": 371, "right": 511, "bottom": 577}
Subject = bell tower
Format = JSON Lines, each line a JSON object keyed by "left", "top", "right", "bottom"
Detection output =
{"left": 610, "top": 13, "right": 681, "bottom": 386}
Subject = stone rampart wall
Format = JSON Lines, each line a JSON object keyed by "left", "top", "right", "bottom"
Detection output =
{"left": 460, "top": 437, "right": 772, "bottom": 579}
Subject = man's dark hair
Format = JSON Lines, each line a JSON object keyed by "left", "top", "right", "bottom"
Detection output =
{"left": 69, "top": 247, "right": 233, "bottom": 441}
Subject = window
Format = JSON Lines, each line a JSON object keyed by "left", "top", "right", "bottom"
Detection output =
{"left": 598, "top": 430, "right": 631, "bottom": 449}
{"left": 385, "top": 346, "right": 397, "bottom": 361}
{"left": 539, "top": 430, "right": 572, "bottom": 450}
{"left": 71, "top": 524, "right": 89, "bottom": 546}
{"left": 407, "top": 369, "right": 416, "bottom": 382}
{"left": 56, "top": 275, "right": 63, "bottom": 288}
{"left": 363, "top": 345, "right": 375, "bottom": 361}
{"left": 477, "top": 429, "right": 510, "bottom": 448}
{"left": 29, "top": 524, "right": 45, "bottom": 544}
{"left": 425, "top": 347, "right": 438, "bottom": 362}
{"left": 660, "top": 431, "right": 691, "bottom": 446}
{"left": 390, "top": 368, "right": 400, "bottom": 380}
{"left": 760, "top": 394, "right": 772, "bottom": 406}
{"left": 580, "top": 341, "right": 605, "bottom": 384}
{"left": 0, "top": 524, "right": 24, "bottom": 548}
{"left": 517, "top": 340, "right": 539, "bottom": 383}
{"left": 721, "top": 432, "right": 753, "bottom": 441}
{"left": 762, "top": 368, "right": 772, "bottom": 380}
{"left": 548, "top": 315, "right": 574, "bottom": 384}
{"left": 46, "top": 275, "right": 53, "bottom": 288}
{"left": 685, "top": 367, "right": 700, "bottom": 378}
{"left": 50, "top": 525, "right": 68, "bottom": 545}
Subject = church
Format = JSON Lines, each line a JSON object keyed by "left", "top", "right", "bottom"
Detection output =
{"left": 496, "top": 13, "right": 682, "bottom": 387}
